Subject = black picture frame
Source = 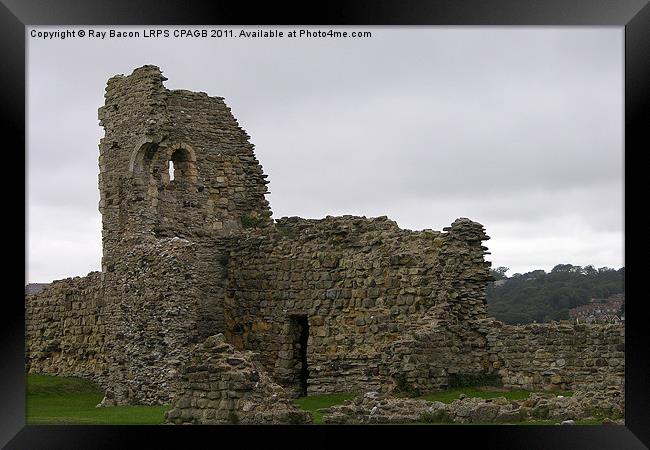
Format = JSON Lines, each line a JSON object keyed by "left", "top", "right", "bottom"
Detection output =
{"left": 3, "top": 1, "right": 648, "bottom": 448}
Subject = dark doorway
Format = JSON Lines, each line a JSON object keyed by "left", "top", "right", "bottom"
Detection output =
{"left": 290, "top": 315, "right": 309, "bottom": 397}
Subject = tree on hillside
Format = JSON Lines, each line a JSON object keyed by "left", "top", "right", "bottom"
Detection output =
{"left": 551, "top": 264, "right": 576, "bottom": 273}
{"left": 487, "top": 265, "right": 625, "bottom": 325}
{"left": 491, "top": 266, "right": 509, "bottom": 280}
{"left": 584, "top": 265, "right": 597, "bottom": 276}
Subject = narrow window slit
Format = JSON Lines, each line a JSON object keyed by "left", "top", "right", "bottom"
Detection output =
{"left": 169, "top": 161, "right": 175, "bottom": 181}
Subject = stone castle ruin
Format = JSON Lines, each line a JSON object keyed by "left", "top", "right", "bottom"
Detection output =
{"left": 26, "top": 66, "right": 624, "bottom": 424}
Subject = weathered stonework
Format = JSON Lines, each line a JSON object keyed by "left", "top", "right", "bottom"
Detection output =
{"left": 222, "top": 215, "right": 492, "bottom": 396}
{"left": 164, "top": 334, "right": 312, "bottom": 424}
{"left": 481, "top": 319, "right": 625, "bottom": 392}
{"left": 25, "top": 272, "right": 106, "bottom": 383}
{"left": 322, "top": 387, "right": 624, "bottom": 424}
{"left": 25, "top": 65, "right": 624, "bottom": 420}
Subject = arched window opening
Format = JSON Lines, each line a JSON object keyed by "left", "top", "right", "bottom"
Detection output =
{"left": 167, "top": 147, "right": 197, "bottom": 184}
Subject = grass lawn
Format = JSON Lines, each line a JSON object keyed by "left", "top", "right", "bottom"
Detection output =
{"left": 419, "top": 386, "right": 574, "bottom": 404}
{"left": 27, "top": 374, "right": 168, "bottom": 425}
{"left": 293, "top": 393, "right": 357, "bottom": 424}
{"left": 28, "top": 375, "right": 592, "bottom": 426}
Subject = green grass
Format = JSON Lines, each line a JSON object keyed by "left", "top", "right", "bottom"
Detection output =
{"left": 28, "top": 375, "right": 591, "bottom": 426}
{"left": 419, "top": 387, "right": 573, "bottom": 404}
{"left": 293, "top": 393, "right": 356, "bottom": 424}
{"left": 27, "top": 374, "right": 168, "bottom": 425}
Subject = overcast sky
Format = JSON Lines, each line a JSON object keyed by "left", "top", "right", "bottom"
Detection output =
{"left": 26, "top": 27, "right": 624, "bottom": 283}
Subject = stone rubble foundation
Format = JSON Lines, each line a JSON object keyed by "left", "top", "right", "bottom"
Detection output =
{"left": 322, "top": 386, "right": 624, "bottom": 425}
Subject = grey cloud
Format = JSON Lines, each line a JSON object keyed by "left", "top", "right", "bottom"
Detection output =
{"left": 26, "top": 27, "right": 623, "bottom": 282}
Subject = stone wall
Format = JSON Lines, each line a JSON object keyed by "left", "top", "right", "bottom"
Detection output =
{"left": 379, "top": 306, "right": 490, "bottom": 395}
{"left": 25, "top": 272, "right": 106, "bottom": 383}
{"left": 98, "top": 65, "right": 271, "bottom": 262}
{"left": 165, "top": 334, "right": 312, "bottom": 424}
{"left": 483, "top": 320, "right": 625, "bottom": 391}
{"left": 223, "top": 215, "right": 493, "bottom": 396}
{"left": 99, "top": 236, "right": 205, "bottom": 405}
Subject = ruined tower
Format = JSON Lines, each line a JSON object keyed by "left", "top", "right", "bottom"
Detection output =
{"left": 97, "top": 64, "right": 272, "bottom": 270}
{"left": 96, "top": 65, "right": 274, "bottom": 404}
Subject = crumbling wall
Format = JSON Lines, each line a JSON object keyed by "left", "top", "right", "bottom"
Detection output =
{"left": 98, "top": 65, "right": 272, "bottom": 345}
{"left": 98, "top": 65, "right": 271, "bottom": 257}
{"left": 224, "top": 216, "right": 493, "bottom": 396}
{"left": 100, "top": 236, "right": 205, "bottom": 405}
{"left": 379, "top": 306, "right": 490, "bottom": 395}
{"left": 165, "top": 334, "right": 312, "bottom": 424}
{"left": 484, "top": 320, "right": 624, "bottom": 391}
{"left": 322, "top": 389, "right": 624, "bottom": 424}
{"left": 25, "top": 272, "right": 106, "bottom": 383}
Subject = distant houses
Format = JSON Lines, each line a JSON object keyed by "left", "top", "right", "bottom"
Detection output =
{"left": 569, "top": 293, "right": 624, "bottom": 324}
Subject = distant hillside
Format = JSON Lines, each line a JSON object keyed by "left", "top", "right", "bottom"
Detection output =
{"left": 25, "top": 283, "right": 50, "bottom": 296}
{"left": 486, "top": 264, "right": 624, "bottom": 325}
